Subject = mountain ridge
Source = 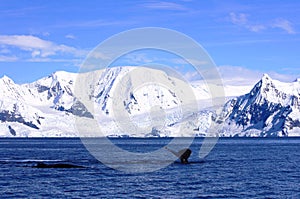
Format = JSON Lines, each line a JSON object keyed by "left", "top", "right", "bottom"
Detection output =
{"left": 220, "top": 73, "right": 300, "bottom": 137}
{"left": 0, "top": 67, "right": 299, "bottom": 137}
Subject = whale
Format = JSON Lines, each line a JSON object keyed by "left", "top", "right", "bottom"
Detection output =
{"left": 165, "top": 147, "right": 192, "bottom": 164}
{"left": 33, "top": 162, "right": 85, "bottom": 168}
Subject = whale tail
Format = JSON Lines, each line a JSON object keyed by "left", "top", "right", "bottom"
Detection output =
{"left": 165, "top": 147, "right": 192, "bottom": 164}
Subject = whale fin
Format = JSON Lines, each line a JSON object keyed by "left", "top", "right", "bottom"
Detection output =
{"left": 165, "top": 147, "right": 192, "bottom": 164}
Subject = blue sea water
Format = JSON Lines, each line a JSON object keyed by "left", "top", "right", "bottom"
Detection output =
{"left": 0, "top": 138, "right": 299, "bottom": 198}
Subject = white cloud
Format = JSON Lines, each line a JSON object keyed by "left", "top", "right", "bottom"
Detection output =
{"left": 229, "top": 12, "right": 296, "bottom": 34}
{"left": 57, "top": 19, "right": 135, "bottom": 28}
{"left": 218, "top": 65, "right": 262, "bottom": 85}
{"left": 143, "top": 1, "right": 187, "bottom": 11}
{"left": 246, "top": 24, "right": 266, "bottom": 32}
{"left": 229, "top": 12, "right": 248, "bottom": 25}
{"left": 90, "top": 51, "right": 111, "bottom": 60}
{"left": 184, "top": 70, "right": 199, "bottom": 81}
{"left": 42, "top": 32, "right": 50, "bottom": 36}
{"left": 268, "top": 71, "right": 299, "bottom": 82}
{"left": 217, "top": 65, "right": 299, "bottom": 86}
{"left": 114, "top": 53, "right": 153, "bottom": 66}
{"left": 0, "top": 55, "right": 18, "bottom": 62}
{"left": 0, "top": 35, "right": 52, "bottom": 50}
{"left": 182, "top": 65, "right": 261, "bottom": 84}
{"left": 170, "top": 58, "right": 189, "bottom": 65}
{"left": 0, "top": 34, "right": 86, "bottom": 59}
{"left": 31, "top": 50, "right": 41, "bottom": 57}
{"left": 185, "top": 59, "right": 208, "bottom": 66}
{"left": 272, "top": 19, "right": 296, "bottom": 34}
{"left": 26, "top": 57, "right": 82, "bottom": 63}
{"left": 65, "top": 34, "right": 76, "bottom": 39}
{"left": 229, "top": 12, "right": 266, "bottom": 33}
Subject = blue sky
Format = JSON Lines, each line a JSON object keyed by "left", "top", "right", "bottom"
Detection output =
{"left": 0, "top": 0, "right": 299, "bottom": 83}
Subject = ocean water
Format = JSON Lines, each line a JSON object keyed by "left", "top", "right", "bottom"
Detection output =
{"left": 0, "top": 138, "right": 299, "bottom": 198}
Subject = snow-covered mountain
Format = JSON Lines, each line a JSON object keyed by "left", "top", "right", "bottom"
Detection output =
{"left": 220, "top": 74, "right": 300, "bottom": 137}
{"left": 0, "top": 67, "right": 299, "bottom": 137}
{"left": 0, "top": 71, "right": 89, "bottom": 137}
{"left": 0, "top": 67, "right": 204, "bottom": 137}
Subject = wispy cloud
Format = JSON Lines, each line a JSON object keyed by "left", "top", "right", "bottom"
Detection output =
{"left": 184, "top": 70, "right": 200, "bottom": 81}
{"left": 26, "top": 57, "right": 82, "bottom": 64}
{"left": 229, "top": 12, "right": 248, "bottom": 25}
{"left": 183, "top": 65, "right": 263, "bottom": 83}
{"left": 0, "top": 6, "right": 44, "bottom": 17}
{"left": 0, "top": 35, "right": 87, "bottom": 61}
{"left": 56, "top": 19, "right": 135, "bottom": 28}
{"left": 204, "top": 39, "right": 274, "bottom": 47}
{"left": 112, "top": 53, "right": 153, "bottom": 66}
{"left": 0, "top": 55, "right": 18, "bottom": 62}
{"left": 89, "top": 52, "right": 111, "bottom": 60}
{"left": 229, "top": 12, "right": 266, "bottom": 33}
{"left": 218, "top": 65, "right": 299, "bottom": 85}
{"left": 142, "top": 1, "right": 188, "bottom": 11}
{"left": 246, "top": 24, "right": 266, "bottom": 32}
{"left": 65, "top": 34, "right": 76, "bottom": 39}
{"left": 218, "top": 65, "right": 262, "bottom": 85}
{"left": 42, "top": 32, "right": 50, "bottom": 37}
{"left": 272, "top": 18, "right": 296, "bottom": 34}
{"left": 229, "top": 12, "right": 295, "bottom": 34}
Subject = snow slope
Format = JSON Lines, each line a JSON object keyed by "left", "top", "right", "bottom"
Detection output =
{"left": 220, "top": 74, "right": 300, "bottom": 137}
{"left": 0, "top": 68, "right": 299, "bottom": 137}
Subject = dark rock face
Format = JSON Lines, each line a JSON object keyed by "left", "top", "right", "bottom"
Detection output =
{"left": 67, "top": 100, "right": 94, "bottom": 119}
{"left": 226, "top": 97, "right": 292, "bottom": 132}
{"left": 0, "top": 110, "right": 39, "bottom": 130}
{"left": 221, "top": 76, "right": 300, "bottom": 136}
{"left": 145, "top": 127, "right": 161, "bottom": 137}
{"left": 37, "top": 76, "right": 93, "bottom": 119}
{"left": 47, "top": 81, "right": 63, "bottom": 100}
{"left": 37, "top": 85, "right": 49, "bottom": 93}
{"left": 53, "top": 100, "right": 94, "bottom": 119}
{"left": 8, "top": 125, "right": 16, "bottom": 136}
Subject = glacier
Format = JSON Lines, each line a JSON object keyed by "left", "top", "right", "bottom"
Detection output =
{"left": 0, "top": 67, "right": 299, "bottom": 137}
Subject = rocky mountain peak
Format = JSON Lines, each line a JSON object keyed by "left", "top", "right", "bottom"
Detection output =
{"left": 0, "top": 75, "right": 14, "bottom": 83}
{"left": 221, "top": 74, "right": 300, "bottom": 137}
